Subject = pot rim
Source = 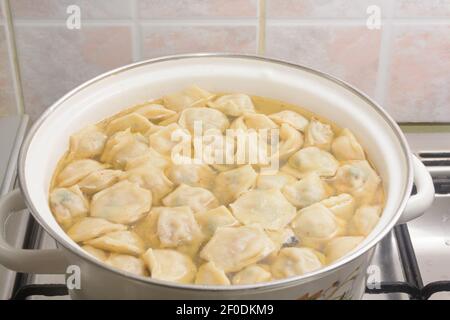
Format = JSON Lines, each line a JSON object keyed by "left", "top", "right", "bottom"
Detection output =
{"left": 18, "top": 53, "right": 413, "bottom": 293}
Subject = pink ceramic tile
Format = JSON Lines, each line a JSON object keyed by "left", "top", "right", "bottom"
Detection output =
{"left": 265, "top": 25, "right": 381, "bottom": 97}
{"left": 15, "top": 25, "right": 133, "bottom": 121}
{"left": 394, "top": 0, "right": 450, "bottom": 18}
{"left": 138, "top": 0, "right": 257, "bottom": 19}
{"left": 11, "top": 0, "right": 132, "bottom": 20}
{"left": 141, "top": 25, "right": 257, "bottom": 58}
{"left": 267, "top": 0, "right": 383, "bottom": 18}
{"left": 0, "top": 26, "right": 17, "bottom": 116}
{"left": 386, "top": 25, "right": 450, "bottom": 122}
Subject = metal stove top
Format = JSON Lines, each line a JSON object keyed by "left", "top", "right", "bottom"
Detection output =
{"left": 1, "top": 116, "right": 450, "bottom": 300}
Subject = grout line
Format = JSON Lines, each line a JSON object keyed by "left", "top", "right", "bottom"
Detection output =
{"left": 2, "top": 0, "right": 25, "bottom": 115}
{"left": 139, "top": 19, "right": 258, "bottom": 26}
{"left": 130, "top": 0, "right": 141, "bottom": 62}
{"left": 14, "top": 19, "right": 133, "bottom": 26}
{"left": 257, "top": 0, "right": 266, "bottom": 55}
{"left": 374, "top": 0, "right": 395, "bottom": 107}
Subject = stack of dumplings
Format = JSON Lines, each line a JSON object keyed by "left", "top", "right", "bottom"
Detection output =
{"left": 49, "top": 85, "right": 384, "bottom": 286}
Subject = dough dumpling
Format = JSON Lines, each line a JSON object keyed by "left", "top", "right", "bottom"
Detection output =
{"left": 132, "top": 210, "right": 160, "bottom": 248}
{"left": 266, "top": 228, "right": 299, "bottom": 251}
{"left": 101, "top": 129, "right": 149, "bottom": 169}
{"left": 282, "top": 173, "right": 332, "bottom": 208}
{"left": 162, "top": 184, "right": 219, "bottom": 213}
{"left": 78, "top": 169, "right": 123, "bottom": 194}
{"left": 68, "top": 125, "right": 107, "bottom": 160}
{"left": 348, "top": 205, "right": 382, "bottom": 236}
{"left": 166, "top": 163, "right": 215, "bottom": 189}
{"left": 271, "top": 247, "right": 324, "bottom": 278}
{"left": 195, "top": 206, "right": 239, "bottom": 238}
{"left": 208, "top": 93, "right": 255, "bottom": 117}
{"left": 122, "top": 164, "right": 173, "bottom": 205}
{"left": 331, "top": 128, "right": 365, "bottom": 161}
{"left": 125, "top": 148, "right": 169, "bottom": 171}
{"left": 232, "top": 265, "right": 271, "bottom": 285}
{"left": 332, "top": 160, "right": 381, "bottom": 204}
{"left": 106, "top": 113, "right": 153, "bottom": 136}
{"left": 324, "top": 236, "right": 364, "bottom": 264}
{"left": 82, "top": 245, "right": 109, "bottom": 262}
{"left": 269, "top": 110, "right": 309, "bottom": 131}
{"left": 57, "top": 159, "right": 105, "bottom": 187}
{"left": 282, "top": 146, "right": 339, "bottom": 179}
{"left": 291, "top": 203, "right": 345, "bottom": 249}
{"left": 148, "top": 123, "right": 190, "bottom": 156}
{"left": 85, "top": 230, "right": 145, "bottom": 256}
{"left": 200, "top": 226, "right": 275, "bottom": 272}
{"left": 163, "top": 85, "right": 214, "bottom": 112}
{"left": 49, "top": 185, "right": 88, "bottom": 229}
{"left": 304, "top": 118, "right": 334, "bottom": 150}
{"left": 243, "top": 113, "right": 278, "bottom": 130}
{"left": 213, "top": 165, "right": 257, "bottom": 204}
{"left": 67, "top": 217, "right": 126, "bottom": 242}
{"left": 179, "top": 107, "right": 229, "bottom": 133}
{"left": 143, "top": 248, "right": 196, "bottom": 283}
{"left": 195, "top": 262, "right": 230, "bottom": 285}
{"left": 135, "top": 103, "right": 176, "bottom": 121}
{"left": 276, "top": 123, "right": 303, "bottom": 160}
{"left": 90, "top": 180, "right": 151, "bottom": 224}
{"left": 106, "top": 254, "right": 147, "bottom": 276}
{"left": 230, "top": 189, "right": 296, "bottom": 230}
{"left": 157, "top": 206, "right": 203, "bottom": 249}
{"left": 256, "top": 172, "right": 297, "bottom": 190}
{"left": 320, "top": 193, "right": 356, "bottom": 221}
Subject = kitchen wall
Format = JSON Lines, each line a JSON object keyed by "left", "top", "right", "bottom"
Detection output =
{"left": 0, "top": 0, "right": 449, "bottom": 122}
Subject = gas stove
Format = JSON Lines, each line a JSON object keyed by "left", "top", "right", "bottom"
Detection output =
{"left": 1, "top": 116, "right": 449, "bottom": 300}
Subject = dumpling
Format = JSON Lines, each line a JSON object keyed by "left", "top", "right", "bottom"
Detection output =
{"left": 324, "top": 236, "right": 364, "bottom": 264}
{"left": 230, "top": 189, "right": 296, "bottom": 230}
{"left": 320, "top": 193, "right": 356, "bottom": 221}
{"left": 101, "top": 129, "right": 149, "bottom": 169}
{"left": 195, "top": 262, "right": 230, "bottom": 285}
{"left": 67, "top": 217, "right": 127, "bottom": 242}
{"left": 85, "top": 230, "right": 145, "bottom": 256}
{"left": 157, "top": 206, "right": 203, "bottom": 249}
{"left": 68, "top": 125, "right": 107, "bottom": 159}
{"left": 269, "top": 110, "right": 309, "bottom": 131}
{"left": 132, "top": 210, "right": 160, "bottom": 248}
{"left": 331, "top": 128, "right": 365, "bottom": 161}
{"left": 195, "top": 206, "right": 239, "bottom": 238}
{"left": 90, "top": 180, "right": 151, "bottom": 224}
{"left": 162, "top": 184, "right": 219, "bottom": 213}
{"left": 232, "top": 265, "right": 271, "bottom": 285}
{"left": 201, "top": 131, "right": 236, "bottom": 167}
{"left": 121, "top": 163, "right": 173, "bottom": 205}
{"left": 243, "top": 113, "right": 278, "bottom": 130}
{"left": 166, "top": 163, "right": 216, "bottom": 189}
{"left": 82, "top": 245, "right": 109, "bottom": 262}
{"left": 142, "top": 248, "right": 197, "bottom": 283}
{"left": 49, "top": 185, "right": 88, "bottom": 229}
{"left": 282, "top": 146, "right": 339, "bottom": 179}
{"left": 148, "top": 123, "right": 190, "bottom": 156}
{"left": 163, "top": 85, "right": 214, "bottom": 112}
{"left": 266, "top": 228, "right": 299, "bottom": 251}
{"left": 57, "top": 159, "right": 105, "bottom": 187}
{"left": 78, "top": 169, "right": 123, "bottom": 194}
{"left": 200, "top": 226, "right": 275, "bottom": 272}
{"left": 106, "top": 113, "right": 153, "bottom": 136}
{"left": 179, "top": 107, "right": 229, "bottom": 133}
{"left": 125, "top": 147, "right": 169, "bottom": 171}
{"left": 282, "top": 173, "right": 333, "bottom": 208}
{"left": 158, "top": 113, "right": 180, "bottom": 126}
{"left": 331, "top": 160, "right": 381, "bottom": 204}
{"left": 213, "top": 165, "right": 257, "bottom": 204}
{"left": 106, "top": 254, "right": 147, "bottom": 276}
{"left": 256, "top": 172, "right": 297, "bottom": 190}
{"left": 276, "top": 123, "right": 303, "bottom": 160}
{"left": 271, "top": 248, "right": 324, "bottom": 279}
{"left": 229, "top": 116, "right": 248, "bottom": 130}
{"left": 348, "top": 205, "right": 382, "bottom": 236}
{"left": 208, "top": 93, "right": 255, "bottom": 117}
{"left": 291, "top": 203, "right": 345, "bottom": 250}
{"left": 134, "top": 103, "right": 176, "bottom": 121}
{"left": 304, "top": 118, "right": 334, "bottom": 150}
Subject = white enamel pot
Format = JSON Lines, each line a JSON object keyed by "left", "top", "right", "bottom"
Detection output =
{"left": 0, "top": 54, "right": 435, "bottom": 300}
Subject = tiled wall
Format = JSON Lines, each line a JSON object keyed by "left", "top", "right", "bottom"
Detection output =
{"left": 0, "top": 0, "right": 449, "bottom": 122}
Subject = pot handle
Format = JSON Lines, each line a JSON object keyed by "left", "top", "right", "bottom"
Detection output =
{"left": 0, "top": 189, "right": 68, "bottom": 273}
{"left": 396, "top": 155, "right": 435, "bottom": 225}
